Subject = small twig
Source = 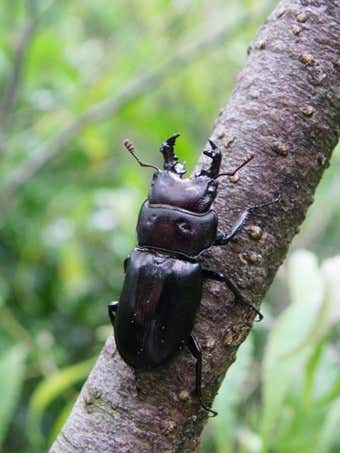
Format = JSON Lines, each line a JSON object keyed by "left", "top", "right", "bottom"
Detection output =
{"left": 0, "top": 305, "right": 32, "bottom": 347}
{"left": 0, "top": 22, "right": 35, "bottom": 132}
{"left": 0, "top": 1, "right": 37, "bottom": 133}
{"left": 0, "top": 0, "right": 56, "bottom": 145}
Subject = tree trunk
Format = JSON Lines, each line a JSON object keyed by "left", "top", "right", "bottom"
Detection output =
{"left": 50, "top": 0, "right": 340, "bottom": 451}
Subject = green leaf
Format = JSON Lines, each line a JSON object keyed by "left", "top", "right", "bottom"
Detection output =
{"left": 303, "top": 339, "right": 326, "bottom": 407}
{"left": 0, "top": 346, "right": 26, "bottom": 446}
{"left": 0, "top": 277, "right": 8, "bottom": 307}
{"left": 26, "top": 357, "right": 94, "bottom": 446}
{"left": 261, "top": 250, "right": 324, "bottom": 444}
{"left": 321, "top": 254, "right": 340, "bottom": 328}
{"left": 211, "top": 335, "right": 254, "bottom": 453}
{"left": 307, "top": 343, "right": 339, "bottom": 405}
{"left": 318, "top": 397, "right": 340, "bottom": 453}
{"left": 48, "top": 396, "right": 77, "bottom": 446}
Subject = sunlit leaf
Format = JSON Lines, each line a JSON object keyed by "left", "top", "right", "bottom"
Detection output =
{"left": 211, "top": 335, "right": 254, "bottom": 453}
{"left": 81, "top": 128, "right": 108, "bottom": 163}
{"left": 318, "top": 397, "right": 340, "bottom": 453}
{"left": 48, "top": 396, "right": 77, "bottom": 446}
{"left": 306, "top": 341, "right": 338, "bottom": 405}
{"left": 261, "top": 251, "right": 324, "bottom": 443}
{"left": 58, "top": 242, "right": 88, "bottom": 300}
{"left": 26, "top": 358, "right": 94, "bottom": 446}
{"left": 28, "top": 358, "right": 93, "bottom": 419}
{"left": 0, "top": 347, "right": 26, "bottom": 446}
{"left": 321, "top": 254, "right": 340, "bottom": 327}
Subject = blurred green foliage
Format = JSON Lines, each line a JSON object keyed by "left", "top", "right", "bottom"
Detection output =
{"left": 203, "top": 251, "right": 340, "bottom": 453}
{"left": 0, "top": 1, "right": 339, "bottom": 452}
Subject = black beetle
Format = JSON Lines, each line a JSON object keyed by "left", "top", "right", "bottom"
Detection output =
{"left": 108, "top": 133, "right": 278, "bottom": 416}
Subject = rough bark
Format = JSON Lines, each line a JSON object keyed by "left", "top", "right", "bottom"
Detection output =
{"left": 51, "top": 1, "right": 340, "bottom": 452}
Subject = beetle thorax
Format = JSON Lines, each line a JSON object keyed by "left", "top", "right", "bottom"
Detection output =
{"left": 135, "top": 170, "right": 218, "bottom": 257}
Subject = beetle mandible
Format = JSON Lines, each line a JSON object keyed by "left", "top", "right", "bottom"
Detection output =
{"left": 108, "top": 133, "right": 279, "bottom": 416}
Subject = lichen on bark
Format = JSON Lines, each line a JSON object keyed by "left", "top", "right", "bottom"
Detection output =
{"left": 51, "top": 1, "right": 340, "bottom": 451}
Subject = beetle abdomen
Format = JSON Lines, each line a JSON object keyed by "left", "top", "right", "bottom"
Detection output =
{"left": 114, "top": 249, "right": 202, "bottom": 370}
{"left": 136, "top": 201, "right": 217, "bottom": 257}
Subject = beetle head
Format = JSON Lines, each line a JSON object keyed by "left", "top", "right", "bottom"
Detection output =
{"left": 147, "top": 134, "right": 221, "bottom": 212}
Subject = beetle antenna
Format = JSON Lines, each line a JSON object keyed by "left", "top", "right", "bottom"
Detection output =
{"left": 123, "top": 139, "right": 159, "bottom": 171}
{"left": 215, "top": 154, "right": 254, "bottom": 179}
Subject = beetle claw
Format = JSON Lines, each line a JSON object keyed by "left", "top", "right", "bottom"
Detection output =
{"left": 233, "top": 294, "right": 263, "bottom": 322}
{"left": 208, "top": 139, "right": 217, "bottom": 150}
{"left": 199, "top": 398, "right": 218, "bottom": 417}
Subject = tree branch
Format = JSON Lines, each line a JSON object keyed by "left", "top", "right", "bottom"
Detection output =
{"left": 0, "top": 0, "right": 56, "bottom": 150}
{"left": 2, "top": 3, "right": 271, "bottom": 206}
{"left": 50, "top": 0, "right": 340, "bottom": 451}
{"left": 0, "top": 21, "right": 34, "bottom": 124}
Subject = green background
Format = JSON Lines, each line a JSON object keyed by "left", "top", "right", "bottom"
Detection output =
{"left": 0, "top": 1, "right": 339, "bottom": 451}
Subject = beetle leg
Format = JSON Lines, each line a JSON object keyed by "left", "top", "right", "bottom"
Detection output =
{"left": 214, "top": 210, "right": 249, "bottom": 245}
{"left": 214, "top": 196, "right": 280, "bottom": 246}
{"left": 108, "top": 300, "right": 119, "bottom": 327}
{"left": 123, "top": 256, "right": 130, "bottom": 273}
{"left": 202, "top": 269, "right": 263, "bottom": 322}
{"left": 187, "top": 335, "right": 218, "bottom": 417}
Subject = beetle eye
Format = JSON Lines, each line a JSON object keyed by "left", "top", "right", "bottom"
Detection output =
{"left": 146, "top": 214, "right": 157, "bottom": 226}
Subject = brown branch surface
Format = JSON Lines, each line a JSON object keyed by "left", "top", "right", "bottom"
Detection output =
{"left": 50, "top": 1, "right": 340, "bottom": 452}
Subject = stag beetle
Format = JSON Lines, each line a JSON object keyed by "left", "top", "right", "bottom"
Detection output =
{"left": 108, "top": 134, "right": 278, "bottom": 416}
